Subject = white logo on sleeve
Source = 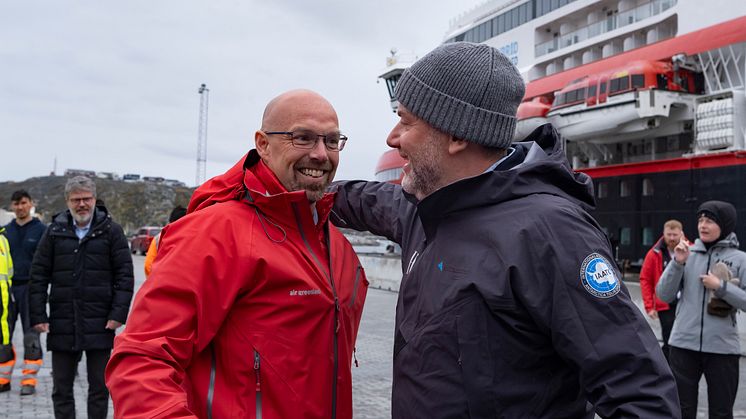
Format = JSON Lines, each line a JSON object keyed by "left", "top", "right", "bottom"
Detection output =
{"left": 580, "top": 253, "right": 621, "bottom": 298}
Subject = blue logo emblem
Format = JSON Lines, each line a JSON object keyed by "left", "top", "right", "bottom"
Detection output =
{"left": 437, "top": 261, "right": 443, "bottom": 272}
{"left": 580, "top": 253, "right": 620, "bottom": 298}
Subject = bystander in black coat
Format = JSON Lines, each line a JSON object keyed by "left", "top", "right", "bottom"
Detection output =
{"left": 29, "top": 206, "right": 133, "bottom": 351}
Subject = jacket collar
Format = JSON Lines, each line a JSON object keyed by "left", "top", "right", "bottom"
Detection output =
{"left": 52, "top": 207, "right": 110, "bottom": 234}
{"left": 413, "top": 124, "right": 595, "bottom": 240}
{"left": 188, "top": 149, "right": 335, "bottom": 228}
{"left": 691, "top": 232, "right": 740, "bottom": 253}
{"left": 243, "top": 151, "right": 335, "bottom": 228}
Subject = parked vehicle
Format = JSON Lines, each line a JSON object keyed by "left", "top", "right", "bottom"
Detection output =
{"left": 130, "top": 226, "right": 161, "bottom": 255}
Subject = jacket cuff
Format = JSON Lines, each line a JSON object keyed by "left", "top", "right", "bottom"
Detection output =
{"left": 714, "top": 279, "right": 728, "bottom": 298}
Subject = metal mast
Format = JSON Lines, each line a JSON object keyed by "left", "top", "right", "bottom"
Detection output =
{"left": 196, "top": 83, "right": 210, "bottom": 186}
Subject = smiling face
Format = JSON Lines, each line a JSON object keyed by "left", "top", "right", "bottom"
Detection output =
{"left": 386, "top": 105, "right": 449, "bottom": 200}
{"left": 256, "top": 90, "right": 340, "bottom": 203}
{"left": 698, "top": 216, "right": 722, "bottom": 243}
{"left": 66, "top": 189, "right": 96, "bottom": 226}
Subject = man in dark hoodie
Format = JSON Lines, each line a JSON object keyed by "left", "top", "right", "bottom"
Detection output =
{"left": 332, "top": 42, "right": 679, "bottom": 418}
{"left": 3, "top": 190, "right": 46, "bottom": 395}
{"left": 29, "top": 176, "right": 133, "bottom": 419}
{"left": 658, "top": 200, "right": 746, "bottom": 419}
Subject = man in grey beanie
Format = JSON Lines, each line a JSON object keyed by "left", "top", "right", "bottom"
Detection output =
{"left": 333, "top": 42, "right": 679, "bottom": 418}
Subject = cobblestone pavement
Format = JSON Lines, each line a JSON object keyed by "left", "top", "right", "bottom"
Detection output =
{"left": 3, "top": 256, "right": 745, "bottom": 418}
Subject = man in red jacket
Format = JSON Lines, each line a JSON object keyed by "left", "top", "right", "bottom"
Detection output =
{"left": 106, "top": 89, "right": 369, "bottom": 418}
{"left": 639, "top": 219, "right": 685, "bottom": 360}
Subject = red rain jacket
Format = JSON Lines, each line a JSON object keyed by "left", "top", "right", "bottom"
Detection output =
{"left": 106, "top": 150, "right": 369, "bottom": 418}
{"left": 639, "top": 237, "right": 674, "bottom": 313}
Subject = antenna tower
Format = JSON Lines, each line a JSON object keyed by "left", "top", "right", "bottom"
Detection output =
{"left": 196, "top": 83, "right": 210, "bottom": 186}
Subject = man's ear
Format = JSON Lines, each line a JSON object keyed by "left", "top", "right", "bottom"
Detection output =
{"left": 255, "top": 131, "right": 270, "bottom": 158}
{"left": 447, "top": 136, "right": 469, "bottom": 155}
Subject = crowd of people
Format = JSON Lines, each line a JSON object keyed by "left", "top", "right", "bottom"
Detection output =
{"left": 1, "top": 41, "right": 745, "bottom": 419}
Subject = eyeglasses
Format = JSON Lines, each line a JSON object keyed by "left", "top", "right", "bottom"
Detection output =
{"left": 264, "top": 130, "right": 347, "bottom": 151}
{"left": 68, "top": 196, "right": 95, "bottom": 205}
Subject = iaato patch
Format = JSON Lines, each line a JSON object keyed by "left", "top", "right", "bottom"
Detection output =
{"left": 580, "top": 253, "right": 620, "bottom": 298}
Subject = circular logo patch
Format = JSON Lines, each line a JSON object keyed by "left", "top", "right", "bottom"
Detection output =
{"left": 580, "top": 253, "right": 620, "bottom": 298}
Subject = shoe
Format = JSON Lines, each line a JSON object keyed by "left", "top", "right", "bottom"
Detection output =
{"left": 0, "top": 383, "right": 9, "bottom": 393}
{"left": 20, "top": 385, "right": 35, "bottom": 396}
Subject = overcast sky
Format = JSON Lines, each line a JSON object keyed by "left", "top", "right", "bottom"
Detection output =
{"left": 0, "top": 1, "right": 486, "bottom": 187}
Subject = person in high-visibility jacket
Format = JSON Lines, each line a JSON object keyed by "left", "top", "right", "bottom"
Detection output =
{"left": 143, "top": 206, "right": 186, "bottom": 278}
{"left": 0, "top": 227, "right": 15, "bottom": 393}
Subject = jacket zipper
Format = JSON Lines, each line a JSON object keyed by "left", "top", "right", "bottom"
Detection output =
{"left": 700, "top": 253, "right": 713, "bottom": 352}
{"left": 326, "top": 230, "right": 339, "bottom": 419}
{"left": 206, "top": 346, "right": 216, "bottom": 419}
{"left": 291, "top": 204, "right": 338, "bottom": 418}
{"left": 348, "top": 265, "right": 363, "bottom": 308}
{"left": 254, "top": 350, "right": 262, "bottom": 419}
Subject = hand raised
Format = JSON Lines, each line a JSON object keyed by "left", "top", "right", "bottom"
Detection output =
{"left": 674, "top": 238, "right": 690, "bottom": 264}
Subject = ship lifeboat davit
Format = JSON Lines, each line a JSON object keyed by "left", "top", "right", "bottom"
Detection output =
{"left": 375, "top": 149, "right": 406, "bottom": 184}
{"left": 514, "top": 96, "right": 551, "bottom": 141}
{"left": 546, "top": 60, "right": 702, "bottom": 143}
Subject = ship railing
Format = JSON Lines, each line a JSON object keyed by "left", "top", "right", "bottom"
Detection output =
{"left": 535, "top": 0, "right": 677, "bottom": 58}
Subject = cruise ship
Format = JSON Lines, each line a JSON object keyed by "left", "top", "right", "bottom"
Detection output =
{"left": 377, "top": 0, "right": 746, "bottom": 265}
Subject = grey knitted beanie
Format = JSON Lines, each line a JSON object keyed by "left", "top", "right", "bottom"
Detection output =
{"left": 395, "top": 42, "right": 525, "bottom": 149}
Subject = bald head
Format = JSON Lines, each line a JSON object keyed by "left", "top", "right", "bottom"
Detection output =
{"left": 255, "top": 89, "right": 342, "bottom": 203}
{"left": 261, "top": 89, "right": 338, "bottom": 131}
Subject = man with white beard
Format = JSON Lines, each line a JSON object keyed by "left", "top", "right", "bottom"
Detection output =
{"left": 29, "top": 176, "right": 133, "bottom": 419}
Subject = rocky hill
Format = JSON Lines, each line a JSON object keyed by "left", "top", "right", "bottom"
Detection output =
{"left": 0, "top": 176, "right": 194, "bottom": 234}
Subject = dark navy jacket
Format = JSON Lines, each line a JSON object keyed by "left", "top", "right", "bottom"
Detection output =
{"left": 29, "top": 207, "right": 134, "bottom": 351}
{"left": 4, "top": 218, "right": 46, "bottom": 284}
{"left": 332, "top": 125, "right": 679, "bottom": 418}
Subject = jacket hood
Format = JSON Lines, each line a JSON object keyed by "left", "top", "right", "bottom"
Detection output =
{"left": 416, "top": 124, "right": 595, "bottom": 220}
{"left": 690, "top": 232, "right": 740, "bottom": 253}
{"left": 187, "top": 152, "right": 252, "bottom": 213}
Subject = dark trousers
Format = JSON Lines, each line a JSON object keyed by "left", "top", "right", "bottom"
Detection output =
{"left": 9, "top": 283, "right": 42, "bottom": 360}
{"left": 669, "top": 346, "right": 740, "bottom": 419}
{"left": 52, "top": 350, "right": 111, "bottom": 419}
{"left": 658, "top": 303, "right": 676, "bottom": 360}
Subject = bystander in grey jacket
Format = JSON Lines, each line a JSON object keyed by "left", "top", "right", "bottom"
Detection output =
{"left": 657, "top": 232, "right": 746, "bottom": 354}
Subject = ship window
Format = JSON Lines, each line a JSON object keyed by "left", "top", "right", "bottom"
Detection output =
{"left": 642, "top": 178, "right": 654, "bottom": 196}
{"left": 497, "top": 14, "right": 505, "bottom": 34}
{"left": 566, "top": 90, "right": 577, "bottom": 102}
{"left": 642, "top": 227, "right": 654, "bottom": 246}
{"left": 600, "top": 82, "right": 607, "bottom": 94}
{"left": 620, "top": 227, "right": 631, "bottom": 246}
{"left": 519, "top": 4, "right": 527, "bottom": 24}
{"left": 386, "top": 75, "right": 400, "bottom": 99}
{"left": 492, "top": 17, "right": 499, "bottom": 36}
{"left": 619, "top": 180, "right": 631, "bottom": 197}
{"left": 577, "top": 88, "right": 586, "bottom": 100}
{"left": 512, "top": 9, "right": 520, "bottom": 29}
{"left": 609, "top": 76, "right": 630, "bottom": 94}
{"left": 375, "top": 167, "right": 404, "bottom": 183}
{"left": 539, "top": 0, "right": 551, "bottom": 15}
{"left": 588, "top": 85, "right": 597, "bottom": 98}
{"left": 631, "top": 74, "right": 645, "bottom": 88}
{"left": 609, "top": 78, "right": 619, "bottom": 93}
{"left": 619, "top": 76, "right": 629, "bottom": 90}
{"left": 597, "top": 182, "right": 608, "bottom": 198}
